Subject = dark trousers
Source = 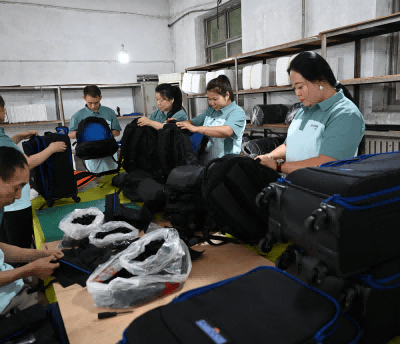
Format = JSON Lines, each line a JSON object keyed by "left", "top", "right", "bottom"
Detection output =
{"left": 0, "top": 207, "right": 34, "bottom": 248}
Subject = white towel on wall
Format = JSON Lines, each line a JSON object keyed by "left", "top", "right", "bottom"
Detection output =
{"left": 5, "top": 104, "right": 48, "bottom": 123}
{"left": 250, "top": 63, "right": 270, "bottom": 89}
{"left": 182, "top": 73, "right": 193, "bottom": 95}
{"left": 191, "top": 74, "right": 206, "bottom": 94}
{"left": 242, "top": 65, "right": 253, "bottom": 90}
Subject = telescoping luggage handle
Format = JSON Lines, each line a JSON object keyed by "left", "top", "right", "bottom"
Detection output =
{"left": 319, "top": 151, "right": 400, "bottom": 168}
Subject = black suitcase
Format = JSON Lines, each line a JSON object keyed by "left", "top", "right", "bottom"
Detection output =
{"left": 276, "top": 247, "right": 400, "bottom": 344}
{"left": 251, "top": 104, "right": 288, "bottom": 126}
{"left": 120, "top": 266, "right": 360, "bottom": 344}
{"left": 256, "top": 152, "right": 400, "bottom": 277}
{"left": 22, "top": 133, "right": 80, "bottom": 209}
{"left": 202, "top": 154, "right": 279, "bottom": 245}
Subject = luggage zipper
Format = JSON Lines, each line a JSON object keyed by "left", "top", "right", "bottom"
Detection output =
{"left": 320, "top": 151, "right": 400, "bottom": 168}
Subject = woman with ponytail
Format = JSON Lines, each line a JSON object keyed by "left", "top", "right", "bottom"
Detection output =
{"left": 137, "top": 83, "right": 187, "bottom": 130}
{"left": 256, "top": 51, "right": 365, "bottom": 174}
{"left": 173, "top": 75, "right": 246, "bottom": 161}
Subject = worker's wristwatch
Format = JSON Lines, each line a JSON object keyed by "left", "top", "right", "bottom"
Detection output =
{"left": 276, "top": 159, "right": 285, "bottom": 172}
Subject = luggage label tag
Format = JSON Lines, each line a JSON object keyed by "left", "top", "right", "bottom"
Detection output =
{"left": 195, "top": 319, "right": 232, "bottom": 344}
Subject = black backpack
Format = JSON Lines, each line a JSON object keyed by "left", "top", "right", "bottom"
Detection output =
{"left": 201, "top": 154, "right": 279, "bottom": 245}
{"left": 163, "top": 165, "right": 206, "bottom": 240}
{"left": 118, "top": 118, "right": 160, "bottom": 173}
{"left": 22, "top": 132, "right": 80, "bottom": 209}
{"left": 74, "top": 116, "right": 119, "bottom": 163}
{"left": 158, "top": 122, "right": 206, "bottom": 176}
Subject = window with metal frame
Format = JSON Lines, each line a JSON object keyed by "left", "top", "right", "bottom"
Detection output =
{"left": 205, "top": 6, "right": 242, "bottom": 64}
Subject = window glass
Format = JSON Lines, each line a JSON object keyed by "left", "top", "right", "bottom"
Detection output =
{"left": 211, "top": 45, "right": 227, "bottom": 63}
{"left": 228, "top": 40, "right": 242, "bottom": 57}
{"left": 207, "top": 15, "right": 226, "bottom": 45}
{"left": 229, "top": 8, "right": 241, "bottom": 38}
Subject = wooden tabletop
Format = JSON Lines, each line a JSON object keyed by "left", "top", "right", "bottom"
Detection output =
{"left": 44, "top": 229, "right": 272, "bottom": 344}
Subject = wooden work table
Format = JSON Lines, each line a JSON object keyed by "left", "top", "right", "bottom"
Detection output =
{"left": 43, "top": 228, "right": 272, "bottom": 344}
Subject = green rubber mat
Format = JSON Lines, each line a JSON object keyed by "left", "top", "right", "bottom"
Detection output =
{"left": 35, "top": 198, "right": 140, "bottom": 242}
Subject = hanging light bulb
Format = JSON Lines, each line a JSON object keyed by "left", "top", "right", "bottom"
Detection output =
{"left": 118, "top": 44, "right": 130, "bottom": 64}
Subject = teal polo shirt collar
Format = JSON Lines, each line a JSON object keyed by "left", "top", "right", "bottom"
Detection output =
{"left": 84, "top": 104, "right": 102, "bottom": 115}
{"left": 213, "top": 101, "right": 237, "bottom": 116}
{"left": 301, "top": 89, "right": 344, "bottom": 112}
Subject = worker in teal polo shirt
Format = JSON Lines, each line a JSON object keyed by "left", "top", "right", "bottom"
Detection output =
{"left": 256, "top": 52, "right": 365, "bottom": 174}
{"left": 0, "top": 96, "right": 66, "bottom": 249}
{"left": 68, "top": 85, "right": 122, "bottom": 174}
{"left": 137, "top": 83, "right": 187, "bottom": 130}
{"left": 173, "top": 75, "right": 246, "bottom": 161}
{"left": 0, "top": 147, "right": 63, "bottom": 316}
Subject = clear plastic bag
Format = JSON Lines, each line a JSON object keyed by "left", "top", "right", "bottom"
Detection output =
{"left": 285, "top": 102, "right": 302, "bottom": 125}
{"left": 251, "top": 105, "right": 264, "bottom": 127}
{"left": 89, "top": 221, "right": 139, "bottom": 248}
{"left": 86, "top": 228, "right": 192, "bottom": 308}
{"left": 58, "top": 207, "right": 105, "bottom": 240}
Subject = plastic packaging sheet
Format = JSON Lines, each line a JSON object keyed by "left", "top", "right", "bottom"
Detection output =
{"left": 251, "top": 105, "right": 264, "bottom": 127}
{"left": 86, "top": 228, "right": 192, "bottom": 308}
{"left": 89, "top": 221, "right": 139, "bottom": 248}
{"left": 58, "top": 207, "right": 105, "bottom": 240}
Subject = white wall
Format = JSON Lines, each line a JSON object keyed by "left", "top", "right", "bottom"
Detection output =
{"left": 0, "top": 0, "right": 173, "bottom": 86}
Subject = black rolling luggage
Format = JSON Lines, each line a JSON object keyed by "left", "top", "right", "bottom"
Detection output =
{"left": 119, "top": 266, "right": 360, "bottom": 344}
{"left": 276, "top": 247, "right": 400, "bottom": 344}
{"left": 22, "top": 132, "right": 80, "bottom": 209}
{"left": 202, "top": 154, "right": 279, "bottom": 245}
{"left": 256, "top": 152, "right": 400, "bottom": 277}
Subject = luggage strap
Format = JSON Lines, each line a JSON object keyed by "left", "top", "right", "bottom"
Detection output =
{"left": 356, "top": 271, "right": 400, "bottom": 289}
{"left": 37, "top": 136, "right": 54, "bottom": 201}
{"left": 278, "top": 177, "right": 400, "bottom": 211}
{"left": 322, "top": 184, "right": 400, "bottom": 210}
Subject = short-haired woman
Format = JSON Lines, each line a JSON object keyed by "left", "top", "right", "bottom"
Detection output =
{"left": 173, "top": 75, "right": 246, "bottom": 161}
{"left": 256, "top": 51, "right": 365, "bottom": 174}
{"left": 137, "top": 83, "right": 187, "bottom": 130}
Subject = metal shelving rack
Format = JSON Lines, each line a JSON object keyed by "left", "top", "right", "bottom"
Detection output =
{"left": 184, "top": 12, "right": 400, "bottom": 141}
{"left": 0, "top": 83, "right": 144, "bottom": 127}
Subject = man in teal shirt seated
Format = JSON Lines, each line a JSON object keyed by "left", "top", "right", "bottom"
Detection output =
{"left": 175, "top": 75, "right": 246, "bottom": 161}
{"left": 0, "top": 147, "right": 63, "bottom": 316}
{"left": 137, "top": 83, "right": 187, "bottom": 130}
{"left": 68, "top": 85, "right": 122, "bottom": 174}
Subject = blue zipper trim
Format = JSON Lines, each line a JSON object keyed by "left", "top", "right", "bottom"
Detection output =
{"left": 342, "top": 313, "right": 361, "bottom": 344}
{"left": 173, "top": 266, "right": 340, "bottom": 342}
{"left": 32, "top": 137, "right": 49, "bottom": 201}
{"left": 320, "top": 151, "right": 400, "bottom": 168}
{"left": 277, "top": 177, "right": 291, "bottom": 184}
{"left": 356, "top": 270, "right": 400, "bottom": 289}
{"left": 39, "top": 136, "right": 53, "bottom": 201}
{"left": 59, "top": 259, "right": 91, "bottom": 274}
{"left": 118, "top": 329, "right": 128, "bottom": 344}
{"left": 0, "top": 330, "right": 26, "bottom": 344}
{"left": 322, "top": 184, "right": 400, "bottom": 210}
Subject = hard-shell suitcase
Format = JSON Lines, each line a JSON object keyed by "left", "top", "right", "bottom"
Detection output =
{"left": 276, "top": 247, "right": 400, "bottom": 344}
{"left": 22, "top": 133, "right": 80, "bottom": 208}
{"left": 256, "top": 152, "right": 400, "bottom": 277}
{"left": 119, "top": 266, "right": 360, "bottom": 344}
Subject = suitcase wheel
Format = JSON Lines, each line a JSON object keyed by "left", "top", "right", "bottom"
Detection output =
{"left": 255, "top": 186, "right": 274, "bottom": 208}
{"left": 258, "top": 237, "right": 274, "bottom": 253}
{"left": 312, "top": 265, "right": 328, "bottom": 285}
{"left": 73, "top": 196, "right": 81, "bottom": 203}
{"left": 275, "top": 248, "right": 297, "bottom": 271}
{"left": 304, "top": 208, "right": 327, "bottom": 232}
